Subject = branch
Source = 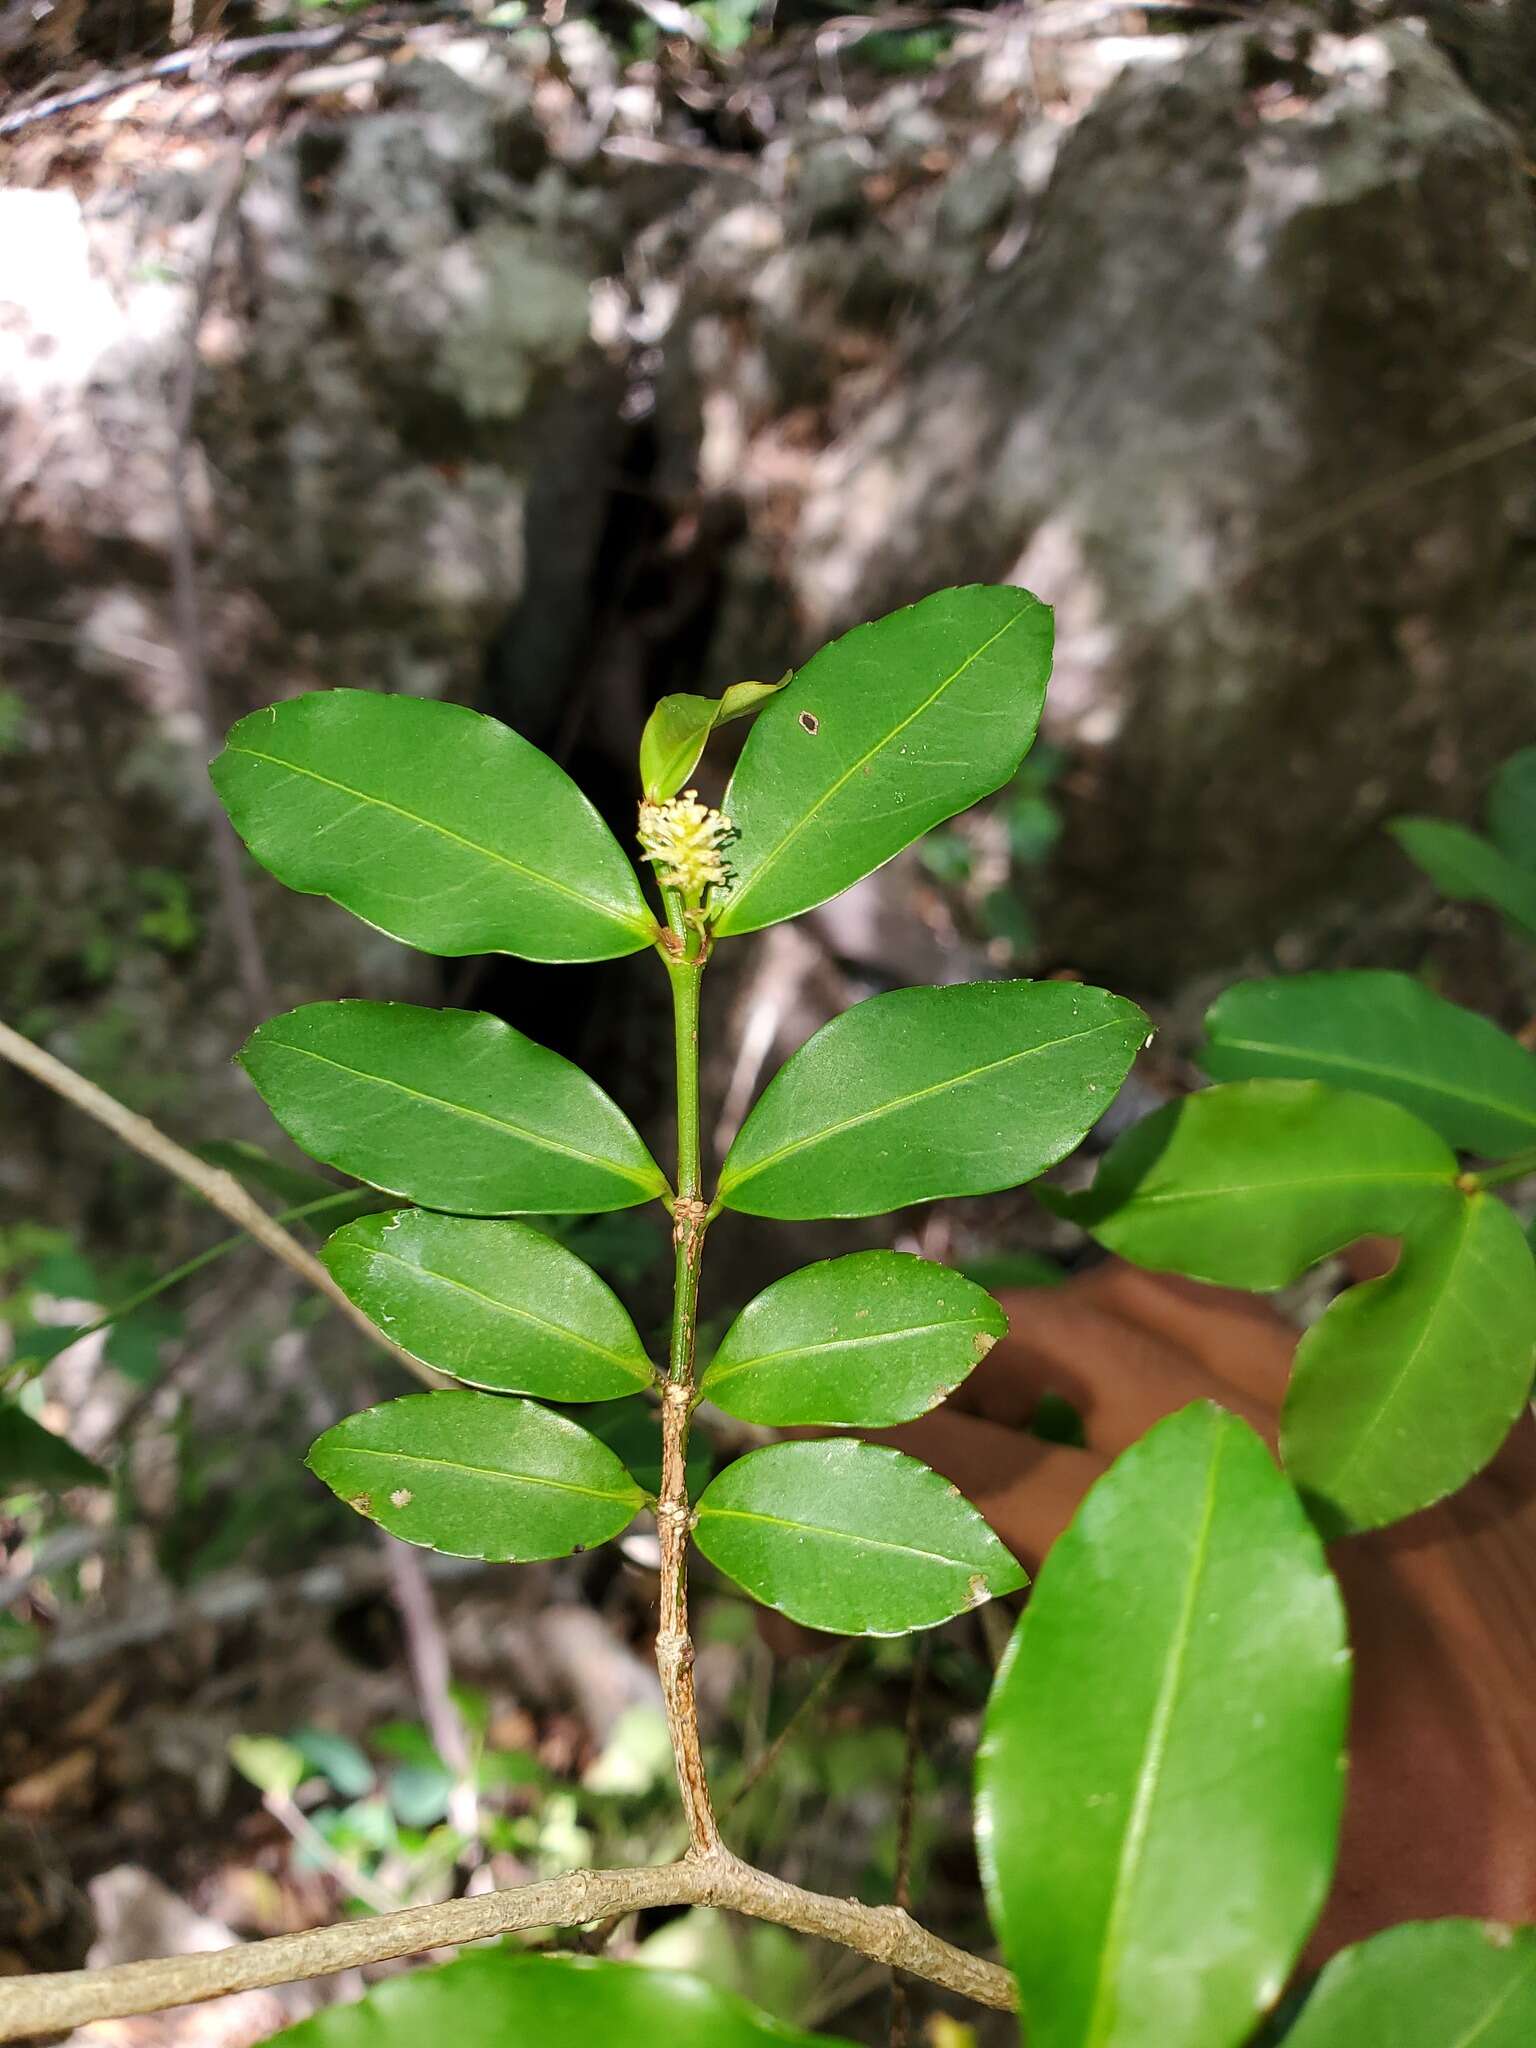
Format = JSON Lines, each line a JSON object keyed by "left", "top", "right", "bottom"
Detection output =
{"left": 0, "top": 1848, "right": 1016, "bottom": 2039}
{"left": 0, "top": 1017, "right": 437, "bottom": 1386}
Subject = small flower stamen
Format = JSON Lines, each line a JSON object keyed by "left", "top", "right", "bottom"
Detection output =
{"left": 637, "top": 789, "right": 734, "bottom": 904}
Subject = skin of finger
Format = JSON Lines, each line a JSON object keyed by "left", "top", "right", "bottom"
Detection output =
{"left": 960, "top": 1270, "right": 1274, "bottom": 1452}
{"left": 1313, "top": 1446, "right": 1536, "bottom": 1955}
{"left": 1072, "top": 1262, "right": 1296, "bottom": 1414}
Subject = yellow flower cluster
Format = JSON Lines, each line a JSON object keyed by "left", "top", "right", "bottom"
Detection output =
{"left": 637, "top": 789, "right": 734, "bottom": 900}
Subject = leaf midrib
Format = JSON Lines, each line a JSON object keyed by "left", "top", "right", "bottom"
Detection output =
{"left": 719, "top": 605, "right": 1031, "bottom": 928}
{"left": 350, "top": 1243, "right": 651, "bottom": 1382}
{"left": 1211, "top": 1032, "right": 1536, "bottom": 1137}
{"left": 1127, "top": 1169, "right": 1454, "bottom": 1208}
{"left": 333, "top": 1441, "right": 637, "bottom": 1506}
{"left": 254, "top": 1038, "right": 660, "bottom": 1192}
{"left": 698, "top": 1500, "right": 983, "bottom": 1573}
{"left": 1446, "top": 1947, "right": 1536, "bottom": 2048}
{"left": 703, "top": 1315, "right": 986, "bottom": 1389}
{"left": 230, "top": 743, "right": 649, "bottom": 936}
{"left": 1084, "top": 1426, "right": 1226, "bottom": 2047}
{"left": 723, "top": 1014, "right": 1131, "bottom": 1192}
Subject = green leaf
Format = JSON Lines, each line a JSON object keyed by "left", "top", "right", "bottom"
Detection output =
{"left": 307, "top": 1392, "right": 644, "bottom": 1560}
{"left": 701, "top": 1251, "right": 1006, "bottom": 1425}
{"left": 1201, "top": 971, "right": 1536, "bottom": 1159}
{"left": 694, "top": 1440, "right": 1026, "bottom": 1635}
{"left": 1048, "top": 1080, "right": 1459, "bottom": 1289}
{"left": 1486, "top": 746, "right": 1536, "bottom": 871}
{"left": 719, "top": 981, "right": 1148, "bottom": 1220}
{"left": 212, "top": 690, "right": 654, "bottom": 962}
{"left": 714, "top": 585, "right": 1053, "bottom": 937}
{"left": 229, "top": 1734, "right": 306, "bottom": 1803}
{"left": 976, "top": 1404, "right": 1348, "bottom": 2048}
{"left": 241, "top": 1003, "right": 668, "bottom": 1216}
{"left": 1389, "top": 816, "right": 1536, "bottom": 942}
{"left": 1282, "top": 1193, "right": 1536, "bottom": 1534}
{"left": 0, "top": 1403, "right": 107, "bottom": 1492}
{"left": 265, "top": 1949, "right": 853, "bottom": 2047}
{"left": 1282, "top": 1920, "right": 1536, "bottom": 2048}
{"left": 324, "top": 1211, "right": 653, "bottom": 1400}
{"left": 640, "top": 680, "right": 786, "bottom": 802}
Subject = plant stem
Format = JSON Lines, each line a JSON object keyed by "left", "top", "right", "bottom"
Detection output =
{"left": 0, "top": 1852, "right": 1016, "bottom": 2039}
{"left": 1468, "top": 1145, "right": 1536, "bottom": 1191}
{"left": 0, "top": 1016, "right": 437, "bottom": 1386}
{"left": 657, "top": 903, "right": 719, "bottom": 1856}
{"left": 5, "top": 1188, "right": 368, "bottom": 1390}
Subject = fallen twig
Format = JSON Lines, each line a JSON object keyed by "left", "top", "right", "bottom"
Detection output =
{"left": 0, "top": 1017, "right": 436, "bottom": 1386}
{"left": 0, "top": 1847, "right": 1016, "bottom": 2038}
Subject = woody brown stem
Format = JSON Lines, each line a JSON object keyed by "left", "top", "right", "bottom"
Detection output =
{"left": 658, "top": 913, "right": 720, "bottom": 1854}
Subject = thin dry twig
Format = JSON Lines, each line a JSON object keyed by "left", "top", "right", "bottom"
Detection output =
{"left": 383, "top": 1535, "right": 481, "bottom": 1847}
{"left": 888, "top": 1636, "right": 929, "bottom": 2048}
{"left": 0, "top": 1848, "right": 1017, "bottom": 2039}
{"left": 0, "top": 1016, "right": 436, "bottom": 1386}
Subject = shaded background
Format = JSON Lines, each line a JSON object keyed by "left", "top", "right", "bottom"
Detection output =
{"left": 2, "top": 2, "right": 1535, "bottom": 2040}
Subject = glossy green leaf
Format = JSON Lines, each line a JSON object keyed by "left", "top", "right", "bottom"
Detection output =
{"left": 694, "top": 1439, "right": 1026, "bottom": 1635}
{"left": 0, "top": 1404, "right": 107, "bottom": 1492}
{"left": 1488, "top": 746, "right": 1536, "bottom": 871}
{"left": 1390, "top": 816, "right": 1536, "bottom": 942}
{"left": 1282, "top": 1920, "right": 1536, "bottom": 2048}
{"left": 977, "top": 1403, "right": 1348, "bottom": 2048}
{"left": 323, "top": 1210, "right": 653, "bottom": 1400}
{"left": 1202, "top": 971, "right": 1536, "bottom": 1160}
{"left": 266, "top": 1949, "right": 853, "bottom": 2048}
{"left": 1283, "top": 1193, "right": 1536, "bottom": 1535}
{"left": 308, "top": 1392, "right": 644, "bottom": 1560}
{"left": 714, "top": 585, "right": 1053, "bottom": 937}
{"left": 720, "top": 981, "right": 1148, "bottom": 1220}
{"left": 701, "top": 1251, "right": 1006, "bottom": 1425}
{"left": 241, "top": 1002, "right": 668, "bottom": 1215}
{"left": 1048, "top": 1080, "right": 1459, "bottom": 1289}
{"left": 640, "top": 680, "right": 786, "bottom": 802}
{"left": 212, "top": 690, "right": 653, "bottom": 962}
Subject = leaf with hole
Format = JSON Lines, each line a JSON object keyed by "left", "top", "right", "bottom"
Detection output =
{"left": 714, "top": 585, "right": 1053, "bottom": 937}
{"left": 1282, "top": 1192, "right": 1536, "bottom": 1535}
{"left": 1201, "top": 971, "right": 1536, "bottom": 1159}
{"left": 241, "top": 1003, "right": 668, "bottom": 1215}
{"left": 694, "top": 1439, "right": 1025, "bottom": 1635}
{"left": 700, "top": 1251, "right": 1006, "bottom": 1425}
{"left": 1281, "top": 1920, "right": 1536, "bottom": 2048}
{"left": 323, "top": 1210, "right": 653, "bottom": 1400}
{"left": 265, "top": 1948, "right": 854, "bottom": 2047}
{"left": 212, "top": 690, "right": 653, "bottom": 961}
{"left": 976, "top": 1403, "right": 1348, "bottom": 2048}
{"left": 719, "top": 981, "right": 1147, "bottom": 1219}
{"left": 1046, "top": 1080, "right": 1459, "bottom": 1289}
{"left": 308, "top": 1392, "right": 644, "bottom": 1561}
{"left": 1389, "top": 816, "right": 1536, "bottom": 943}
{"left": 640, "top": 680, "right": 786, "bottom": 803}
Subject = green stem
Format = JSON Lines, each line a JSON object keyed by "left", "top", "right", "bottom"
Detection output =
{"left": 1467, "top": 1146, "right": 1536, "bottom": 1191}
{"left": 4, "top": 1188, "right": 371, "bottom": 1391}
{"left": 656, "top": 889, "right": 719, "bottom": 1854}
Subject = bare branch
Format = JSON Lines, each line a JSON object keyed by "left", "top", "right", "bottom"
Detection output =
{"left": 0, "top": 1016, "right": 437, "bottom": 1386}
{"left": 0, "top": 1848, "right": 1016, "bottom": 2039}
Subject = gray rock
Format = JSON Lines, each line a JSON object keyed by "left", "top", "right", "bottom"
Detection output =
{"left": 789, "top": 25, "right": 1536, "bottom": 982}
